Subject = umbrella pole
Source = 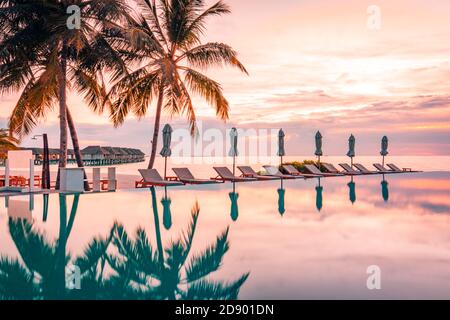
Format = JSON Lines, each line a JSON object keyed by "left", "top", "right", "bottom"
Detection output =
{"left": 351, "top": 157, "right": 353, "bottom": 167}
{"left": 233, "top": 156, "right": 236, "bottom": 177}
{"left": 382, "top": 156, "right": 385, "bottom": 167}
{"left": 164, "top": 157, "right": 168, "bottom": 180}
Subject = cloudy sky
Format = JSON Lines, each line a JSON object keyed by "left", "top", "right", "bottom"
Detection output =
{"left": 1, "top": 0, "right": 450, "bottom": 156}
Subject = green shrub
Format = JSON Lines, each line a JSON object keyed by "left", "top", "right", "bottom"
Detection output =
{"left": 282, "top": 160, "right": 326, "bottom": 173}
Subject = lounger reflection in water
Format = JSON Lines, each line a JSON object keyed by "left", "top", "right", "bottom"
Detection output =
{"left": 137, "top": 169, "right": 184, "bottom": 187}
{"left": 281, "top": 165, "right": 322, "bottom": 178}
{"left": 262, "top": 165, "right": 298, "bottom": 179}
{"left": 303, "top": 164, "right": 344, "bottom": 177}
{"left": 172, "top": 168, "right": 221, "bottom": 185}
{"left": 237, "top": 166, "right": 280, "bottom": 181}
{"left": 213, "top": 167, "right": 257, "bottom": 182}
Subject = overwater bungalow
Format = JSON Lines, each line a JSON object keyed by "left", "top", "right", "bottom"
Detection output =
{"left": 81, "top": 146, "right": 145, "bottom": 166}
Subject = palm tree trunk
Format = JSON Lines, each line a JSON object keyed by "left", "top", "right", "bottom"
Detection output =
{"left": 56, "top": 44, "right": 68, "bottom": 189}
{"left": 148, "top": 85, "right": 165, "bottom": 169}
{"left": 67, "top": 108, "right": 90, "bottom": 191}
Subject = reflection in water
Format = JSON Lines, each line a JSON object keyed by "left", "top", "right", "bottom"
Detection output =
{"left": 277, "top": 181, "right": 286, "bottom": 216}
{"left": 42, "top": 194, "right": 49, "bottom": 222}
{"left": 0, "top": 194, "right": 80, "bottom": 299}
{"left": 0, "top": 189, "right": 249, "bottom": 300}
{"left": 348, "top": 177, "right": 356, "bottom": 204}
{"left": 381, "top": 175, "right": 389, "bottom": 202}
{"left": 315, "top": 178, "right": 323, "bottom": 212}
{"left": 229, "top": 182, "right": 239, "bottom": 221}
{"left": 161, "top": 187, "right": 172, "bottom": 230}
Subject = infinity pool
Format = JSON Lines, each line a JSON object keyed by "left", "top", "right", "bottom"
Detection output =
{"left": 1, "top": 172, "right": 450, "bottom": 299}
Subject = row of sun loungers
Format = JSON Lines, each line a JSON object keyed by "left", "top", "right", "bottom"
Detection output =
{"left": 135, "top": 162, "right": 419, "bottom": 188}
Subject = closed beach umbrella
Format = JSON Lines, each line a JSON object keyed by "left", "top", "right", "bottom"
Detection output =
{"left": 277, "top": 188, "right": 286, "bottom": 216}
{"left": 381, "top": 177, "right": 389, "bottom": 202}
{"left": 348, "top": 179, "right": 356, "bottom": 204}
{"left": 314, "top": 131, "right": 323, "bottom": 166}
{"left": 277, "top": 129, "right": 286, "bottom": 165}
{"left": 160, "top": 124, "right": 173, "bottom": 179}
{"left": 229, "top": 128, "right": 238, "bottom": 176}
{"left": 347, "top": 134, "right": 356, "bottom": 166}
{"left": 380, "top": 136, "right": 389, "bottom": 167}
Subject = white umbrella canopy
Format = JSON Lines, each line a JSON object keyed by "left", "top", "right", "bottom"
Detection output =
{"left": 380, "top": 136, "right": 389, "bottom": 166}
{"left": 229, "top": 128, "right": 238, "bottom": 176}
{"left": 314, "top": 131, "right": 323, "bottom": 164}
{"left": 160, "top": 124, "right": 173, "bottom": 179}
{"left": 277, "top": 129, "right": 286, "bottom": 165}
{"left": 347, "top": 134, "right": 356, "bottom": 166}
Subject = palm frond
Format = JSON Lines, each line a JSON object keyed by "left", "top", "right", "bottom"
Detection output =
{"left": 185, "top": 273, "right": 250, "bottom": 300}
{"left": 185, "top": 227, "right": 229, "bottom": 283}
{"left": 109, "top": 68, "right": 160, "bottom": 126}
{"left": 183, "top": 68, "right": 229, "bottom": 120}
{"left": 181, "top": 1, "right": 231, "bottom": 49}
{"left": 0, "top": 257, "right": 38, "bottom": 300}
{"left": 8, "top": 219, "right": 59, "bottom": 280}
{"left": 182, "top": 42, "right": 248, "bottom": 74}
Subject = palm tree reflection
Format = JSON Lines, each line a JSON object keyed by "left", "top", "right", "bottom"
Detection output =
{"left": 0, "top": 190, "right": 249, "bottom": 300}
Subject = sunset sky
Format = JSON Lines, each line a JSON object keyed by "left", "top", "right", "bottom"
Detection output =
{"left": 1, "top": 0, "right": 450, "bottom": 156}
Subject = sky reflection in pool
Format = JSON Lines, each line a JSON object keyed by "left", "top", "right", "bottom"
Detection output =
{"left": 1, "top": 172, "right": 450, "bottom": 299}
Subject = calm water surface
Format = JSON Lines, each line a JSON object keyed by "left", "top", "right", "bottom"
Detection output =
{"left": 1, "top": 172, "right": 450, "bottom": 299}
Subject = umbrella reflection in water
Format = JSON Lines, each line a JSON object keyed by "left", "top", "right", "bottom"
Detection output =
{"left": 348, "top": 176, "right": 356, "bottom": 204}
{"left": 229, "top": 182, "right": 239, "bottom": 221}
{"left": 315, "top": 178, "right": 323, "bottom": 212}
{"left": 277, "top": 179, "right": 286, "bottom": 216}
{"left": 381, "top": 175, "right": 389, "bottom": 202}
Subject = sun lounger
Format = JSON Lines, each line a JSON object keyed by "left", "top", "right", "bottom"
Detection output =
{"left": 262, "top": 165, "right": 298, "bottom": 179}
{"left": 136, "top": 169, "right": 184, "bottom": 187}
{"left": 281, "top": 164, "right": 322, "bottom": 178}
{"left": 304, "top": 164, "right": 343, "bottom": 177}
{"left": 338, "top": 163, "right": 363, "bottom": 175}
{"left": 354, "top": 163, "right": 379, "bottom": 174}
{"left": 237, "top": 166, "right": 280, "bottom": 180}
{"left": 386, "top": 163, "right": 417, "bottom": 173}
{"left": 321, "top": 163, "right": 342, "bottom": 174}
{"left": 373, "top": 163, "right": 397, "bottom": 174}
{"left": 213, "top": 167, "right": 257, "bottom": 182}
{"left": 172, "top": 168, "right": 221, "bottom": 184}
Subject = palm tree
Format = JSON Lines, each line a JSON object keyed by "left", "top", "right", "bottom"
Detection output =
{"left": 110, "top": 187, "right": 249, "bottom": 299}
{"left": 0, "top": 128, "right": 18, "bottom": 151}
{"left": 0, "top": 0, "right": 130, "bottom": 187}
{"left": 107, "top": 0, "right": 248, "bottom": 168}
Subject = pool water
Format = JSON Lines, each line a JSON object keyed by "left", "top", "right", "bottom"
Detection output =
{"left": 1, "top": 172, "right": 450, "bottom": 299}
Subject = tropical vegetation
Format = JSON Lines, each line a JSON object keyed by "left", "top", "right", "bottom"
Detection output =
{"left": 105, "top": 0, "right": 248, "bottom": 168}
{"left": 0, "top": 0, "right": 131, "bottom": 186}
